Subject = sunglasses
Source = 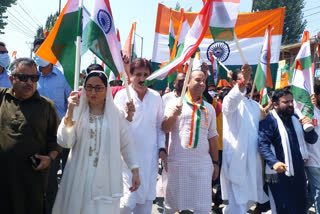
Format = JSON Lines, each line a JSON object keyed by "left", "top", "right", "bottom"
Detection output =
{"left": 85, "top": 85, "right": 105, "bottom": 92}
{"left": 14, "top": 74, "right": 40, "bottom": 82}
{"left": 0, "top": 50, "right": 8, "bottom": 54}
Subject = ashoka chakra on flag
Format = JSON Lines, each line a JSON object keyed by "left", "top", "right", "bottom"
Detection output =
{"left": 97, "top": 9, "right": 112, "bottom": 34}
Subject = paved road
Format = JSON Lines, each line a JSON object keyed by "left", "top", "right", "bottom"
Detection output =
{"left": 151, "top": 197, "right": 316, "bottom": 214}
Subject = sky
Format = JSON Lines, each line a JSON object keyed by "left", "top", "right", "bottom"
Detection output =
{"left": 0, "top": 0, "right": 319, "bottom": 70}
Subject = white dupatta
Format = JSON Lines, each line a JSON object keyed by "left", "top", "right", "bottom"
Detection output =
{"left": 266, "top": 110, "right": 308, "bottom": 178}
{"left": 53, "top": 72, "right": 137, "bottom": 214}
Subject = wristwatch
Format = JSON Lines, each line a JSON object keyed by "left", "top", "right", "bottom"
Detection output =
{"left": 212, "top": 160, "right": 220, "bottom": 165}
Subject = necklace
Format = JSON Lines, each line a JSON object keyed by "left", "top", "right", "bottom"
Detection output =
{"left": 89, "top": 112, "right": 104, "bottom": 167}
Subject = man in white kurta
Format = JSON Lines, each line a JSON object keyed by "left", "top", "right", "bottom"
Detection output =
{"left": 220, "top": 65, "right": 267, "bottom": 214}
{"left": 162, "top": 70, "right": 219, "bottom": 214}
{"left": 114, "top": 58, "right": 166, "bottom": 214}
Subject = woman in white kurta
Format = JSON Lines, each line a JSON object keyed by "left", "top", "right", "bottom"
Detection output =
{"left": 52, "top": 71, "right": 140, "bottom": 214}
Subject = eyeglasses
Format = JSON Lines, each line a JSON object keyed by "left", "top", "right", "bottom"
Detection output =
{"left": 84, "top": 85, "right": 105, "bottom": 92}
{"left": 14, "top": 74, "right": 40, "bottom": 82}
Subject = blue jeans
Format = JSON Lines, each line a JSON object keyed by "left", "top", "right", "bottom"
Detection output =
{"left": 306, "top": 166, "right": 320, "bottom": 214}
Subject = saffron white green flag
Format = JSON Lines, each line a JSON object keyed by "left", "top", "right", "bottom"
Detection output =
{"left": 35, "top": 0, "right": 82, "bottom": 89}
{"left": 290, "top": 31, "right": 314, "bottom": 118}
{"left": 209, "top": 0, "right": 240, "bottom": 40}
{"left": 86, "top": 0, "right": 125, "bottom": 77}
{"left": 260, "top": 87, "right": 270, "bottom": 106}
{"left": 168, "top": 16, "right": 176, "bottom": 51}
{"left": 255, "top": 25, "right": 273, "bottom": 91}
{"left": 123, "top": 22, "right": 137, "bottom": 62}
{"left": 145, "top": 0, "right": 213, "bottom": 85}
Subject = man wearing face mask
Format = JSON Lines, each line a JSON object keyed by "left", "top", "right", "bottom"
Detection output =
{"left": 0, "top": 42, "right": 12, "bottom": 88}
{"left": 33, "top": 38, "right": 72, "bottom": 214}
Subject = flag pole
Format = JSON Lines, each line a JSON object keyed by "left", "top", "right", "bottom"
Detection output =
{"left": 122, "top": 71, "right": 132, "bottom": 100}
{"left": 72, "top": 0, "right": 83, "bottom": 121}
{"left": 233, "top": 32, "right": 248, "bottom": 65}
{"left": 210, "top": 53, "right": 231, "bottom": 73}
{"left": 180, "top": 57, "right": 195, "bottom": 105}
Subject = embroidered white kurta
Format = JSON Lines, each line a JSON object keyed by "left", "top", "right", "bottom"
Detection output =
{"left": 114, "top": 86, "right": 165, "bottom": 208}
{"left": 52, "top": 113, "right": 138, "bottom": 214}
{"left": 221, "top": 85, "right": 267, "bottom": 205}
{"left": 164, "top": 98, "right": 218, "bottom": 212}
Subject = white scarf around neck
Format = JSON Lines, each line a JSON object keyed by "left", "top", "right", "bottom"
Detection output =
{"left": 266, "top": 110, "right": 308, "bottom": 177}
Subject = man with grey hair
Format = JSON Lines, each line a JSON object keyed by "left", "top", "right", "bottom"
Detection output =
{"left": 0, "top": 58, "right": 61, "bottom": 214}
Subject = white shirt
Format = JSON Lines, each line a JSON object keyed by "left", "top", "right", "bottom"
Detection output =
{"left": 114, "top": 86, "right": 165, "bottom": 207}
{"left": 306, "top": 106, "right": 320, "bottom": 168}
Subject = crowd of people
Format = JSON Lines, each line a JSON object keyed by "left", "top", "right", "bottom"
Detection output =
{"left": 0, "top": 38, "right": 319, "bottom": 214}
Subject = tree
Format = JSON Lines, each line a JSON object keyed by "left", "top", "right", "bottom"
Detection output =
{"left": 253, "top": 0, "right": 307, "bottom": 45}
{"left": 0, "top": 0, "right": 17, "bottom": 33}
{"left": 35, "top": 11, "right": 59, "bottom": 38}
{"left": 174, "top": 2, "right": 192, "bottom": 12}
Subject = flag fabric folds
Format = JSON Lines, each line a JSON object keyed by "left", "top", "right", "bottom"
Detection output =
{"left": 290, "top": 31, "right": 314, "bottom": 118}
{"left": 255, "top": 25, "right": 273, "bottom": 92}
{"left": 151, "top": 4, "right": 285, "bottom": 90}
{"left": 35, "top": 0, "right": 82, "bottom": 88}
{"left": 260, "top": 87, "right": 270, "bottom": 106}
{"left": 86, "top": 0, "right": 125, "bottom": 77}
{"left": 146, "top": 0, "right": 213, "bottom": 84}
{"left": 123, "top": 22, "right": 137, "bottom": 62}
{"left": 209, "top": 0, "right": 240, "bottom": 41}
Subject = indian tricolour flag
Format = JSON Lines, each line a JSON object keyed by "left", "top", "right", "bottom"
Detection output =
{"left": 290, "top": 31, "right": 314, "bottom": 118}
{"left": 260, "top": 87, "right": 270, "bottom": 106}
{"left": 35, "top": 0, "right": 82, "bottom": 89}
{"left": 255, "top": 25, "right": 273, "bottom": 91}
{"left": 167, "top": 9, "right": 191, "bottom": 83}
{"left": 168, "top": 13, "right": 176, "bottom": 53}
{"left": 151, "top": 3, "right": 285, "bottom": 91}
{"left": 86, "top": 0, "right": 125, "bottom": 77}
{"left": 146, "top": 0, "right": 213, "bottom": 84}
{"left": 123, "top": 22, "right": 137, "bottom": 62}
{"left": 209, "top": 0, "right": 240, "bottom": 41}
{"left": 316, "top": 44, "right": 320, "bottom": 59}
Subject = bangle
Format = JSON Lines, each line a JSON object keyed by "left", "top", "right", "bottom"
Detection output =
{"left": 159, "top": 148, "right": 167, "bottom": 155}
{"left": 212, "top": 160, "right": 220, "bottom": 165}
{"left": 47, "top": 154, "right": 54, "bottom": 162}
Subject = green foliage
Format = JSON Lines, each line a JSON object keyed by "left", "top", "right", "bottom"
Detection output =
{"left": 253, "top": 0, "right": 307, "bottom": 45}
{"left": 35, "top": 11, "right": 59, "bottom": 39}
{"left": 0, "top": 0, "right": 17, "bottom": 32}
{"left": 174, "top": 2, "right": 180, "bottom": 11}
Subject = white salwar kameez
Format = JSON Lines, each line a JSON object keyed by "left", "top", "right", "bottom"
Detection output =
{"left": 221, "top": 85, "right": 267, "bottom": 214}
{"left": 163, "top": 99, "right": 218, "bottom": 213}
{"left": 114, "top": 86, "right": 165, "bottom": 211}
{"left": 52, "top": 77, "right": 138, "bottom": 214}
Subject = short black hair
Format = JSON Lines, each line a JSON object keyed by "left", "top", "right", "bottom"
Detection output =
{"left": 10, "top": 58, "right": 37, "bottom": 75}
{"left": 130, "top": 58, "right": 153, "bottom": 75}
{"left": 0, "top": 42, "right": 6, "bottom": 47}
{"left": 84, "top": 71, "right": 108, "bottom": 87}
{"left": 86, "top": 64, "right": 104, "bottom": 74}
{"left": 232, "top": 68, "right": 241, "bottom": 81}
{"left": 272, "top": 88, "right": 292, "bottom": 103}
{"left": 315, "top": 84, "right": 320, "bottom": 95}
{"left": 33, "top": 38, "right": 45, "bottom": 49}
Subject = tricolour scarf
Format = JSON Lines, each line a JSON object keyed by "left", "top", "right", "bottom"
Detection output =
{"left": 184, "top": 90, "right": 208, "bottom": 148}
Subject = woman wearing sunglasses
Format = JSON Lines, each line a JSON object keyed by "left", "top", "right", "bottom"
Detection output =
{"left": 52, "top": 71, "right": 140, "bottom": 214}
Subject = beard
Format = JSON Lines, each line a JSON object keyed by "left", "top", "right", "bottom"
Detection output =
{"left": 317, "top": 99, "right": 320, "bottom": 107}
{"left": 278, "top": 105, "right": 294, "bottom": 118}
